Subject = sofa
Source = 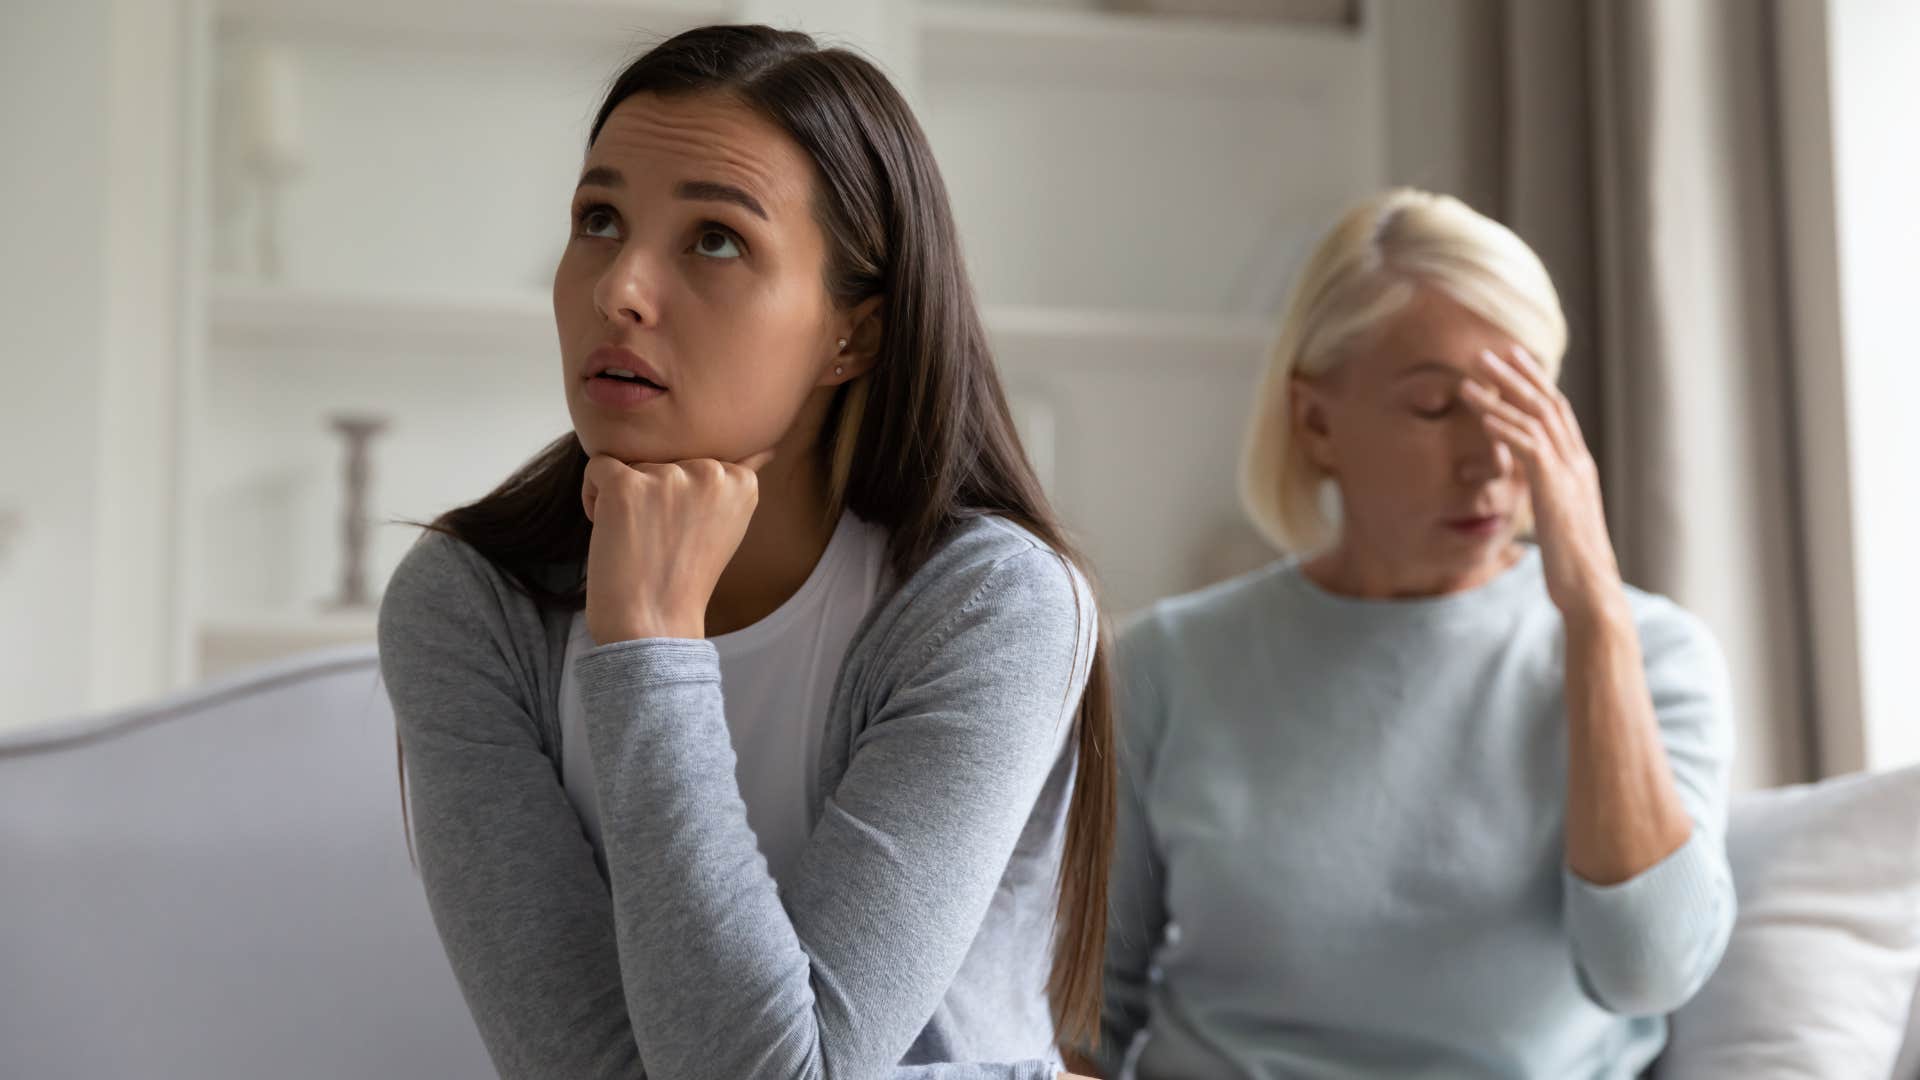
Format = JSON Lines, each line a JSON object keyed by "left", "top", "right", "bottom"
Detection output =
{"left": 3, "top": 646, "right": 1917, "bottom": 1078}
{"left": 0, "top": 646, "right": 490, "bottom": 1079}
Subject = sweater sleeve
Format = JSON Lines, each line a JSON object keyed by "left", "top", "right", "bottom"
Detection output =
{"left": 1080, "top": 611, "right": 1173, "bottom": 1078}
{"left": 571, "top": 544, "right": 1095, "bottom": 1080}
{"left": 379, "top": 534, "right": 645, "bottom": 1078}
{"left": 381, "top": 533, "right": 1067, "bottom": 1080}
{"left": 1561, "top": 599, "right": 1738, "bottom": 1017}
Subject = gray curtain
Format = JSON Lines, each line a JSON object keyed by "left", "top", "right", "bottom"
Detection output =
{"left": 1382, "top": 0, "right": 1823, "bottom": 789}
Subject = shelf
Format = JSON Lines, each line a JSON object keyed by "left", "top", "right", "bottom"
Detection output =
{"left": 208, "top": 281, "right": 555, "bottom": 355}
{"left": 986, "top": 304, "right": 1273, "bottom": 356}
{"left": 217, "top": 0, "right": 1364, "bottom": 92}
{"left": 199, "top": 609, "right": 380, "bottom": 639}
{"left": 917, "top": 2, "right": 1365, "bottom": 92}
{"left": 196, "top": 609, "right": 380, "bottom": 681}
{"left": 207, "top": 282, "right": 1273, "bottom": 368}
{"left": 215, "top": 0, "right": 731, "bottom": 49}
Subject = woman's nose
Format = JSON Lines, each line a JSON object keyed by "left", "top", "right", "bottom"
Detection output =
{"left": 592, "top": 246, "right": 662, "bottom": 327}
{"left": 1456, "top": 423, "right": 1514, "bottom": 486}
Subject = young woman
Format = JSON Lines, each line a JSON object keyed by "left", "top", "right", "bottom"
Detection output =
{"left": 1077, "top": 190, "right": 1736, "bottom": 1078}
{"left": 377, "top": 25, "right": 1110, "bottom": 1080}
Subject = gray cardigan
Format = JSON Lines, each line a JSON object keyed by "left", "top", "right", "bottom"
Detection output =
{"left": 377, "top": 514, "right": 1095, "bottom": 1080}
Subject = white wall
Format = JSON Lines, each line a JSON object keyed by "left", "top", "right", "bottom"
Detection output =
{"left": 1376, "top": 0, "right": 1501, "bottom": 212}
{"left": 0, "top": 2, "right": 112, "bottom": 725}
{"left": 1824, "top": 0, "right": 1920, "bottom": 770}
{"left": 1, "top": 1, "right": 187, "bottom": 727}
{"left": 94, "top": 0, "right": 187, "bottom": 709}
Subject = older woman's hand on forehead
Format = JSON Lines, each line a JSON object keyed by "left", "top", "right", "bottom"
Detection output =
{"left": 1461, "top": 347, "right": 1626, "bottom": 626}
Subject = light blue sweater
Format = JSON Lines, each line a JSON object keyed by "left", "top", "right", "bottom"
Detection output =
{"left": 1091, "top": 547, "right": 1736, "bottom": 1079}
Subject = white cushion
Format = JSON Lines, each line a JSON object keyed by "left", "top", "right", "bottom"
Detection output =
{"left": 1657, "top": 764, "right": 1920, "bottom": 1078}
{"left": 1894, "top": 983, "right": 1920, "bottom": 1080}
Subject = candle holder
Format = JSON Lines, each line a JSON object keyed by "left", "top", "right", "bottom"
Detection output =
{"left": 328, "top": 414, "right": 389, "bottom": 610}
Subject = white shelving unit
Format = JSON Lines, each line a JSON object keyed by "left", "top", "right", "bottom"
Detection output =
{"left": 207, "top": 280, "right": 1274, "bottom": 366}
{"left": 215, "top": 0, "right": 732, "bottom": 46}
{"left": 917, "top": 2, "right": 1364, "bottom": 91}
{"left": 197, "top": 609, "right": 382, "bottom": 681}
{"left": 213, "top": 0, "right": 1355, "bottom": 71}
{"left": 208, "top": 281, "right": 556, "bottom": 354}
{"left": 175, "top": 0, "right": 1380, "bottom": 681}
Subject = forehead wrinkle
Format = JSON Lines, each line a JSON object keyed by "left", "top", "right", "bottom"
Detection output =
{"left": 587, "top": 98, "right": 806, "bottom": 216}
{"left": 1392, "top": 363, "right": 1465, "bottom": 383}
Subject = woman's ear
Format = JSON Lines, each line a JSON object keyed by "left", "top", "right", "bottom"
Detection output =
{"left": 1290, "top": 373, "right": 1337, "bottom": 475}
{"left": 824, "top": 297, "right": 885, "bottom": 385}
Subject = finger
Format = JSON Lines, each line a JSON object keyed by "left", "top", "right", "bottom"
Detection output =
{"left": 1508, "top": 345, "right": 1588, "bottom": 454}
{"left": 584, "top": 454, "right": 632, "bottom": 483}
{"left": 1476, "top": 350, "right": 1576, "bottom": 459}
{"left": 1475, "top": 349, "right": 1552, "bottom": 417}
{"left": 583, "top": 454, "right": 647, "bottom": 517}
{"left": 673, "top": 458, "right": 723, "bottom": 481}
{"left": 1461, "top": 378, "right": 1547, "bottom": 447}
{"left": 1511, "top": 345, "right": 1597, "bottom": 465}
{"left": 1503, "top": 344, "right": 1561, "bottom": 400}
{"left": 581, "top": 456, "right": 615, "bottom": 522}
{"left": 1480, "top": 409, "right": 1544, "bottom": 462}
{"left": 736, "top": 449, "right": 777, "bottom": 474}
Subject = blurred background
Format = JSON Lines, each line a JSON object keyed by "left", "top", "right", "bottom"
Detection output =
{"left": 0, "top": 0, "right": 1913, "bottom": 794}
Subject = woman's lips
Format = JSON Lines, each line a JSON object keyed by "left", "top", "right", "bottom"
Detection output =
{"left": 1445, "top": 514, "right": 1506, "bottom": 537}
{"left": 583, "top": 374, "right": 667, "bottom": 409}
{"left": 584, "top": 344, "right": 668, "bottom": 386}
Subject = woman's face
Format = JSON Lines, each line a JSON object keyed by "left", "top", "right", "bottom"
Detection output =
{"left": 553, "top": 92, "right": 858, "bottom": 466}
{"left": 1292, "top": 286, "right": 1532, "bottom": 588}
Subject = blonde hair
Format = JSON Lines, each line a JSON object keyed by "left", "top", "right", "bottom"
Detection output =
{"left": 1239, "top": 188, "right": 1569, "bottom": 553}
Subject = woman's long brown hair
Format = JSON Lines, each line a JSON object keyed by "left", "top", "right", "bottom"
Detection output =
{"left": 398, "top": 24, "right": 1115, "bottom": 1046}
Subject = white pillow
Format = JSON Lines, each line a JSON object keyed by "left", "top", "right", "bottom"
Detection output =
{"left": 1892, "top": 979, "right": 1920, "bottom": 1080}
{"left": 1656, "top": 764, "right": 1920, "bottom": 1078}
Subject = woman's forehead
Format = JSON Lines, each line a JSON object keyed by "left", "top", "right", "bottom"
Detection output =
{"left": 584, "top": 94, "right": 812, "bottom": 216}
{"left": 1360, "top": 288, "right": 1513, "bottom": 378}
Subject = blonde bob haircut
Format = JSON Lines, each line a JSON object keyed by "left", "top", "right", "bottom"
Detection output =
{"left": 1239, "top": 188, "right": 1569, "bottom": 554}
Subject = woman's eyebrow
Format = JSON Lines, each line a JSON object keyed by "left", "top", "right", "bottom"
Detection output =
{"left": 674, "top": 179, "right": 768, "bottom": 221}
{"left": 575, "top": 165, "right": 624, "bottom": 190}
{"left": 1393, "top": 361, "right": 1461, "bottom": 382}
{"left": 573, "top": 166, "right": 769, "bottom": 221}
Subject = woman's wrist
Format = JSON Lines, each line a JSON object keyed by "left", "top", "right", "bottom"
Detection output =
{"left": 588, "top": 611, "right": 705, "bottom": 645}
{"left": 1560, "top": 583, "right": 1633, "bottom": 645}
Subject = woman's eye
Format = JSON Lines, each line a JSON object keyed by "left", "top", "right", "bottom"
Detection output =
{"left": 575, "top": 204, "right": 619, "bottom": 239}
{"left": 1412, "top": 399, "right": 1455, "bottom": 420}
{"left": 692, "top": 226, "right": 744, "bottom": 260}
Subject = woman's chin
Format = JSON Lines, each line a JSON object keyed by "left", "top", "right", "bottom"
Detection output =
{"left": 576, "top": 427, "right": 755, "bottom": 467}
{"left": 575, "top": 429, "right": 677, "bottom": 465}
{"left": 1426, "top": 522, "right": 1519, "bottom": 570}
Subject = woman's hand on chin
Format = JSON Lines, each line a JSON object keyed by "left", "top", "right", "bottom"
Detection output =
{"left": 580, "top": 449, "right": 775, "bottom": 644}
{"left": 1461, "top": 345, "right": 1626, "bottom": 627}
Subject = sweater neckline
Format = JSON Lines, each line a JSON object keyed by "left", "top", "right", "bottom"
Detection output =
{"left": 1276, "top": 544, "right": 1545, "bottom": 624}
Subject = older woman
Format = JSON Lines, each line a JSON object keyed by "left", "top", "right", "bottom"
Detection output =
{"left": 1079, "top": 189, "right": 1735, "bottom": 1079}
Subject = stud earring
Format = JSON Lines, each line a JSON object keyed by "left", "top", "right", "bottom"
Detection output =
{"left": 833, "top": 365, "right": 845, "bottom": 376}
{"left": 836, "top": 338, "right": 848, "bottom": 352}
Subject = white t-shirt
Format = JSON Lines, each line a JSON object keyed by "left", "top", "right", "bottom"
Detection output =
{"left": 557, "top": 510, "right": 892, "bottom": 885}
